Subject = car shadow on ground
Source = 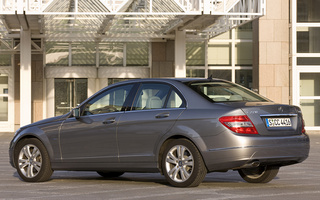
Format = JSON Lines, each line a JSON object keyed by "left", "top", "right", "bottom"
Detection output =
{"left": 12, "top": 170, "right": 281, "bottom": 187}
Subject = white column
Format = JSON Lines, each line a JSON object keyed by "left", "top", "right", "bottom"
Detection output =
{"left": 175, "top": 30, "right": 186, "bottom": 77}
{"left": 20, "top": 30, "right": 32, "bottom": 126}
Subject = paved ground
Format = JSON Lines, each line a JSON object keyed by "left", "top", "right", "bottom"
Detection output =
{"left": 1, "top": 131, "right": 319, "bottom": 200}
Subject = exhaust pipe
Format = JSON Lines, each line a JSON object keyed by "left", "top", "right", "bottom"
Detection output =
{"left": 235, "top": 161, "right": 260, "bottom": 169}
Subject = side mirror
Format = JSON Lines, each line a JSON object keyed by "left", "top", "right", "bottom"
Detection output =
{"left": 73, "top": 108, "right": 80, "bottom": 119}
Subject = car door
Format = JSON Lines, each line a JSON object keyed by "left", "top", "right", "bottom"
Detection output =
{"left": 59, "top": 83, "right": 135, "bottom": 164}
{"left": 117, "top": 82, "right": 186, "bottom": 164}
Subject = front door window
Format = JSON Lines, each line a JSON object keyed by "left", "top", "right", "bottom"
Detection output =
{"left": 54, "top": 78, "right": 87, "bottom": 116}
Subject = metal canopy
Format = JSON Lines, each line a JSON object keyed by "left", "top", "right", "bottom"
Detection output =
{"left": 0, "top": 0, "right": 265, "bottom": 41}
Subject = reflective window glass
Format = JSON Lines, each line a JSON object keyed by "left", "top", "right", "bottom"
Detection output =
{"left": 297, "top": 0, "right": 320, "bottom": 22}
{"left": 300, "top": 99, "right": 320, "bottom": 126}
{"left": 0, "top": 55, "right": 11, "bottom": 66}
{"left": 208, "top": 43, "right": 231, "bottom": 66}
{"left": 166, "top": 90, "right": 185, "bottom": 108}
{"left": 126, "top": 43, "right": 149, "bottom": 66}
{"left": 297, "top": 27, "right": 320, "bottom": 53}
{"left": 208, "top": 70, "right": 232, "bottom": 81}
{"left": 236, "top": 70, "right": 252, "bottom": 89}
{"left": 133, "top": 83, "right": 170, "bottom": 110}
{"left": 188, "top": 81, "right": 268, "bottom": 102}
{"left": 186, "top": 42, "right": 205, "bottom": 66}
{"left": 0, "top": 73, "right": 8, "bottom": 121}
{"left": 71, "top": 42, "right": 95, "bottom": 66}
{"left": 55, "top": 79, "right": 87, "bottom": 116}
{"left": 187, "top": 69, "right": 205, "bottom": 77}
{"left": 0, "top": 39, "right": 12, "bottom": 66}
{"left": 235, "top": 22, "right": 253, "bottom": 39}
{"left": 297, "top": 57, "right": 320, "bottom": 65}
{"left": 45, "top": 42, "right": 69, "bottom": 66}
{"left": 83, "top": 84, "right": 133, "bottom": 115}
{"left": 300, "top": 73, "right": 320, "bottom": 96}
{"left": 235, "top": 42, "right": 252, "bottom": 66}
{"left": 99, "top": 43, "right": 123, "bottom": 66}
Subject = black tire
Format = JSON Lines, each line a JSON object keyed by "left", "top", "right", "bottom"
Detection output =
{"left": 97, "top": 171, "right": 124, "bottom": 178}
{"left": 238, "top": 166, "right": 279, "bottom": 183}
{"left": 161, "top": 139, "right": 207, "bottom": 187}
{"left": 14, "top": 138, "right": 53, "bottom": 182}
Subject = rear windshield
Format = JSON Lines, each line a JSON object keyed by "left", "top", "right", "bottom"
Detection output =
{"left": 188, "top": 81, "right": 269, "bottom": 102}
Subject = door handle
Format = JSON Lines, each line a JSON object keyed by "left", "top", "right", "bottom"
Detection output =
{"left": 155, "top": 113, "right": 170, "bottom": 119}
{"left": 102, "top": 118, "right": 116, "bottom": 124}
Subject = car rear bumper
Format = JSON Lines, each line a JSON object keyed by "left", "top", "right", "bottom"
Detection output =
{"left": 202, "top": 134, "right": 310, "bottom": 172}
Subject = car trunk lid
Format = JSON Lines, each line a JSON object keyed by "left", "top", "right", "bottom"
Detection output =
{"left": 224, "top": 102, "right": 304, "bottom": 136}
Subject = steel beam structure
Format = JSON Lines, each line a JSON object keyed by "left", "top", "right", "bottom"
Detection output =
{"left": 0, "top": 0, "right": 265, "bottom": 41}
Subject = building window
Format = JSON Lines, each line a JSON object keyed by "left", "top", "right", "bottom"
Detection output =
{"left": 293, "top": 0, "right": 320, "bottom": 128}
{"left": 235, "top": 42, "right": 253, "bottom": 66}
{"left": 300, "top": 73, "right": 320, "bottom": 126}
{"left": 108, "top": 78, "right": 136, "bottom": 85}
{"left": 0, "top": 55, "right": 11, "bottom": 66}
{"left": 71, "top": 42, "right": 96, "bottom": 66}
{"left": 45, "top": 42, "right": 69, "bottom": 66}
{"left": 0, "top": 73, "right": 8, "bottom": 121}
{"left": 99, "top": 43, "right": 123, "bottom": 66}
{"left": 187, "top": 22, "right": 253, "bottom": 89}
{"left": 54, "top": 78, "right": 87, "bottom": 116}
{"left": 208, "top": 69, "right": 232, "bottom": 81}
{"left": 297, "top": 0, "right": 320, "bottom": 22}
{"left": 297, "top": 57, "right": 320, "bottom": 65}
{"left": 45, "top": 42, "right": 149, "bottom": 67}
{"left": 0, "top": 39, "right": 12, "bottom": 66}
{"left": 235, "top": 69, "right": 252, "bottom": 88}
{"left": 126, "top": 43, "right": 149, "bottom": 66}
{"left": 297, "top": 27, "right": 320, "bottom": 53}
{"left": 186, "top": 42, "right": 205, "bottom": 66}
{"left": 186, "top": 69, "right": 205, "bottom": 78}
{"left": 208, "top": 42, "right": 231, "bottom": 66}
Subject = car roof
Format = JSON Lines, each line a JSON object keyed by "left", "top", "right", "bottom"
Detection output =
{"left": 112, "top": 77, "right": 228, "bottom": 85}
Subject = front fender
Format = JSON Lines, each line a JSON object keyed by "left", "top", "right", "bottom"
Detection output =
{"left": 10, "top": 123, "right": 62, "bottom": 168}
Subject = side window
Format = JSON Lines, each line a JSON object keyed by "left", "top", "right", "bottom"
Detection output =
{"left": 166, "top": 90, "right": 185, "bottom": 108}
{"left": 133, "top": 83, "right": 171, "bottom": 110}
{"left": 82, "top": 84, "right": 133, "bottom": 115}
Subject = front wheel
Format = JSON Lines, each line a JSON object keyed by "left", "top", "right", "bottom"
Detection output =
{"left": 14, "top": 138, "right": 53, "bottom": 182}
{"left": 161, "top": 139, "right": 207, "bottom": 187}
{"left": 238, "top": 166, "right": 279, "bottom": 183}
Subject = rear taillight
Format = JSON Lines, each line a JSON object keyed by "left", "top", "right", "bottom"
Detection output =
{"left": 219, "top": 115, "right": 258, "bottom": 134}
{"left": 301, "top": 118, "right": 306, "bottom": 134}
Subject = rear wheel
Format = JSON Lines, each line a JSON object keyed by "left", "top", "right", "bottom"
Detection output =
{"left": 238, "top": 166, "right": 279, "bottom": 183}
{"left": 97, "top": 171, "right": 124, "bottom": 178}
{"left": 161, "top": 139, "right": 207, "bottom": 187}
{"left": 14, "top": 138, "right": 53, "bottom": 182}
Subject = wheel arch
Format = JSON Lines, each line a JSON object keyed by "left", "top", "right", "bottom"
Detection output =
{"left": 11, "top": 128, "right": 54, "bottom": 168}
{"left": 157, "top": 135, "right": 209, "bottom": 175}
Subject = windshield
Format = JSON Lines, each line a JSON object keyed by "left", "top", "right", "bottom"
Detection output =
{"left": 188, "top": 81, "right": 269, "bottom": 102}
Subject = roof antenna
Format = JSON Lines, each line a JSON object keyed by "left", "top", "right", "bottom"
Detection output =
{"left": 208, "top": 74, "right": 213, "bottom": 80}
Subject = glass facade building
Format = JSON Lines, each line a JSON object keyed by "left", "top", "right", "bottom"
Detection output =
{"left": 186, "top": 23, "right": 253, "bottom": 89}
{"left": 293, "top": 0, "right": 320, "bottom": 129}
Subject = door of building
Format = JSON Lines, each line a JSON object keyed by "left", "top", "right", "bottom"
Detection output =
{"left": 54, "top": 78, "right": 87, "bottom": 116}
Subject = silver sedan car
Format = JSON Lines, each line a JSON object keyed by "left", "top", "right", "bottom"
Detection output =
{"left": 9, "top": 78, "right": 310, "bottom": 187}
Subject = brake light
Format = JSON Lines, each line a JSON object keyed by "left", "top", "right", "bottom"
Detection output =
{"left": 219, "top": 115, "right": 258, "bottom": 134}
{"left": 301, "top": 118, "right": 306, "bottom": 134}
